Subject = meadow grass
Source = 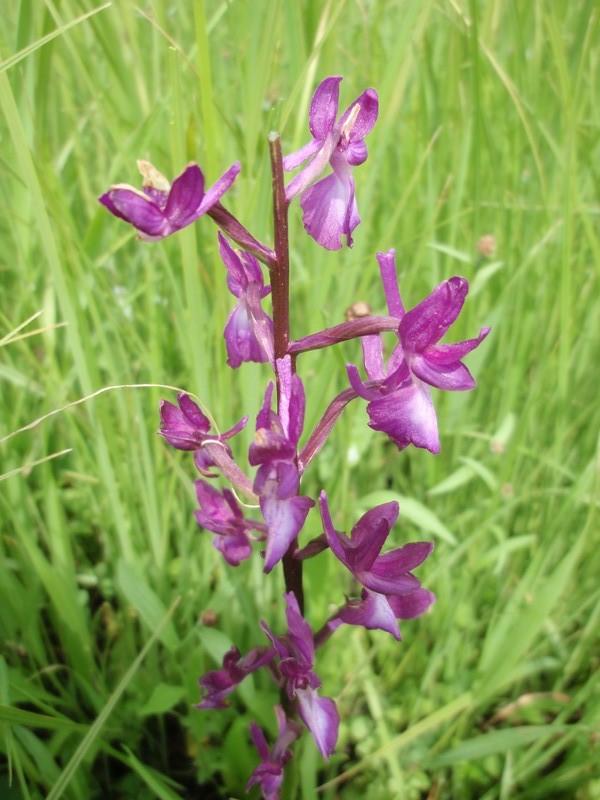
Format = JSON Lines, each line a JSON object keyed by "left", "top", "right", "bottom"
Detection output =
{"left": 0, "top": 1, "right": 598, "bottom": 798}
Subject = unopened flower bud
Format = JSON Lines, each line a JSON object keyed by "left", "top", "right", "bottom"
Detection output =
{"left": 477, "top": 234, "right": 497, "bottom": 260}
{"left": 345, "top": 301, "right": 372, "bottom": 321}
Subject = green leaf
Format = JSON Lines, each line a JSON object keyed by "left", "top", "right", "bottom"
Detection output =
{"left": 138, "top": 684, "right": 186, "bottom": 717}
{"left": 116, "top": 560, "right": 179, "bottom": 651}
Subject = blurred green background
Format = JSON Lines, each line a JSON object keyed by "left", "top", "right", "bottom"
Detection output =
{"left": 0, "top": 1, "right": 598, "bottom": 798}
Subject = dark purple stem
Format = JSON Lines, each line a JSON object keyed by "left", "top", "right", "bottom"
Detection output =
{"left": 288, "top": 315, "right": 400, "bottom": 355}
{"left": 269, "top": 132, "right": 304, "bottom": 614}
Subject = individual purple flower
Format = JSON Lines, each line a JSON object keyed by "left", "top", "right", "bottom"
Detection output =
{"left": 284, "top": 76, "right": 378, "bottom": 250}
{"left": 218, "top": 232, "right": 274, "bottom": 368}
{"left": 197, "top": 645, "right": 274, "bottom": 710}
{"left": 347, "top": 250, "right": 490, "bottom": 453}
{"left": 261, "top": 593, "right": 339, "bottom": 759}
{"left": 319, "top": 491, "right": 434, "bottom": 639}
{"left": 247, "top": 705, "right": 302, "bottom": 800}
{"left": 194, "top": 480, "right": 266, "bottom": 566}
{"left": 99, "top": 159, "right": 240, "bottom": 241}
{"left": 249, "top": 358, "right": 314, "bottom": 573}
{"left": 159, "top": 393, "right": 247, "bottom": 476}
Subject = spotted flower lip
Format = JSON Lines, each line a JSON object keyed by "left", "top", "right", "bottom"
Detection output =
{"left": 347, "top": 249, "right": 490, "bottom": 453}
{"left": 261, "top": 593, "right": 339, "bottom": 759}
{"left": 284, "top": 76, "right": 379, "bottom": 250}
{"left": 218, "top": 232, "right": 274, "bottom": 368}
{"left": 99, "top": 160, "right": 240, "bottom": 241}
{"left": 319, "top": 491, "right": 434, "bottom": 639}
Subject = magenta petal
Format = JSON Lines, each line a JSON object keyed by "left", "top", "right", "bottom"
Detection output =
{"left": 164, "top": 164, "right": 205, "bottom": 228}
{"left": 371, "top": 541, "right": 434, "bottom": 577}
{"left": 345, "top": 140, "right": 368, "bottom": 166}
{"left": 212, "top": 531, "right": 252, "bottom": 566}
{"left": 339, "top": 590, "right": 400, "bottom": 639}
{"left": 349, "top": 502, "right": 398, "bottom": 569}
{"left": 367, "top": 381, "right": 440, "bottom": 454}
{"left": 361, "top": 334, "right": 386, "bottom": 380}
{"left": 400, "top": 277, "right": 469, "bottom": 352}
{"left": 377, "top": 250, "right": 405, "bottom": 317}
{"left": 388, "top": 588, "right": 436, "bottom": 619}
{"left": 224, "top": 301, "right": 271, "bottom": 368}
{"left": 301, "top": 172, "right": 358, "bottom": 250}
{"left": 411, "top": 354, "right": 476, "bottom": 391}
{"left": 296, "top": 689, "right": 339, "bottom": 759}
{"left": 426, "top": 327, "right": 491, "bottom": 365}
{"left": 283, "top": 138, "right": 321, "bottom": 171}
{"left": 285, "top": 131, "right": 338, "bottom": 201}
{"left": 339, "top": 88, "right": 379, "bottom": 141}
{"left": 178, "top": 393, "right": 211, "bottom": 430}
{"left": 360, "top": 569, "right": 421, "bottom": 596}
{"left": 319, "top": 491, "right": 352, "bottom": 565}
{"left": 262, "top": 490, "right": 314, "bottom": 573}
{"left": 283, "top": 592, "right": 315, "bottom": 666}
{"left": 249, "top": 722, "right": 270, "bottom": 762}
{"left": 103, "top": 188, "right": 166, "bottom": 237}
{"left": 197, "top": 161, "right": 241, "bottom": 213}
{"left": 309, "top": 76, "right": 342, "bottom": 139}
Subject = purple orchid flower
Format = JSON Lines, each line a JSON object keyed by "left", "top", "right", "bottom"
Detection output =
{"left": 347, "top": 250, "right": 490, "bottom": 454}
{"left": 194, "top": 480, "right": 266, "bottom": 566}
{"left": 249, "top": 358, "right": 314, "bottom": 573}
{"left": 284, "top": 76, "right": 378, "bottom": 250}
{"left": 218, "top": 232, "right": 274, "bottom": 368}
{"left": 247, "top": 705, "right": 302, "bottom": 800}
{"left": 319, "top": 491, "right": 434, "bottom": 639}
{"left": 159, "top": 393, "right": 247, "bottom": 476}
{"left": 197, "top": 644, "right": 274, "bottom": 710}
{"left": 99, "top": 159, "right": 240, "bottom": 241}
{"left": 261, "top": 593, "right": 339, "bottom": 759}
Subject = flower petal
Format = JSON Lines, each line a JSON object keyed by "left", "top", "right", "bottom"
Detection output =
{"left": 371, "top": 541, "right": 434, "bottom": 578}
{"left": 101, "top": 187, "right": 167, "bottom": 237}
{"left": 411, "top": 354, "right": 476, "bottom": 391}
{"left": 349, "top": 501, "right": 399, "bottom": 568}
{"left": 338, "top": 590, "right": 400, "bottom": 639}
{"left": 425, "top": 327, "right": 491, "bottom": 365}
{"left": 197, "top": 161, "right": 241, "bottom": 214}
{"left": 283, "top": 138, "right": 322, "bottom": 171}
{"left": 377, "top": 250, "right": 405, "bottom": 318}
{"left": 399, "top": 277, "right": 468, "bottom": 352}
{"left": 164, "top": 163, "right": 206, "bottom": 229}
{"left": 367, "top": 381, "right": 440, "bottom": 454}
{"left": 296, "top": 689, "right": 339, "bottom": 759}
{"left": 338, "top": 88, "right": 379, "bottom": 141}
{"left": 309, "top": 76, "right": 342, "bottom": 139}
{"left": 300, "top": 172, "right": 358, "bottom": 250}
{"left": 388, "top": 588, "right": 436, "bottom": 619}
{"left": 261, "top": 480, "right": 314, "bottom": 573}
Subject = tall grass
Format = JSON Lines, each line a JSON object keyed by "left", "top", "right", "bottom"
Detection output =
{"left": 0, "top": 1, "right": 598, "bottom": 798}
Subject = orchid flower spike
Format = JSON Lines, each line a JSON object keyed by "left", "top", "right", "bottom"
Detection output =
{"left": 99, "top": 160, "right": 240, "bottom": 241}
{"left": 284, "top": 76, "right": 378, "bottom": 250}
{"left": 347, "top": 250, "right": 490, "bottom": 454}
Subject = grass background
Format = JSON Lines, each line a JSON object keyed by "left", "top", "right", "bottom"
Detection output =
{"left": 0, "top": 0, "right": 599, "bottom": 798}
